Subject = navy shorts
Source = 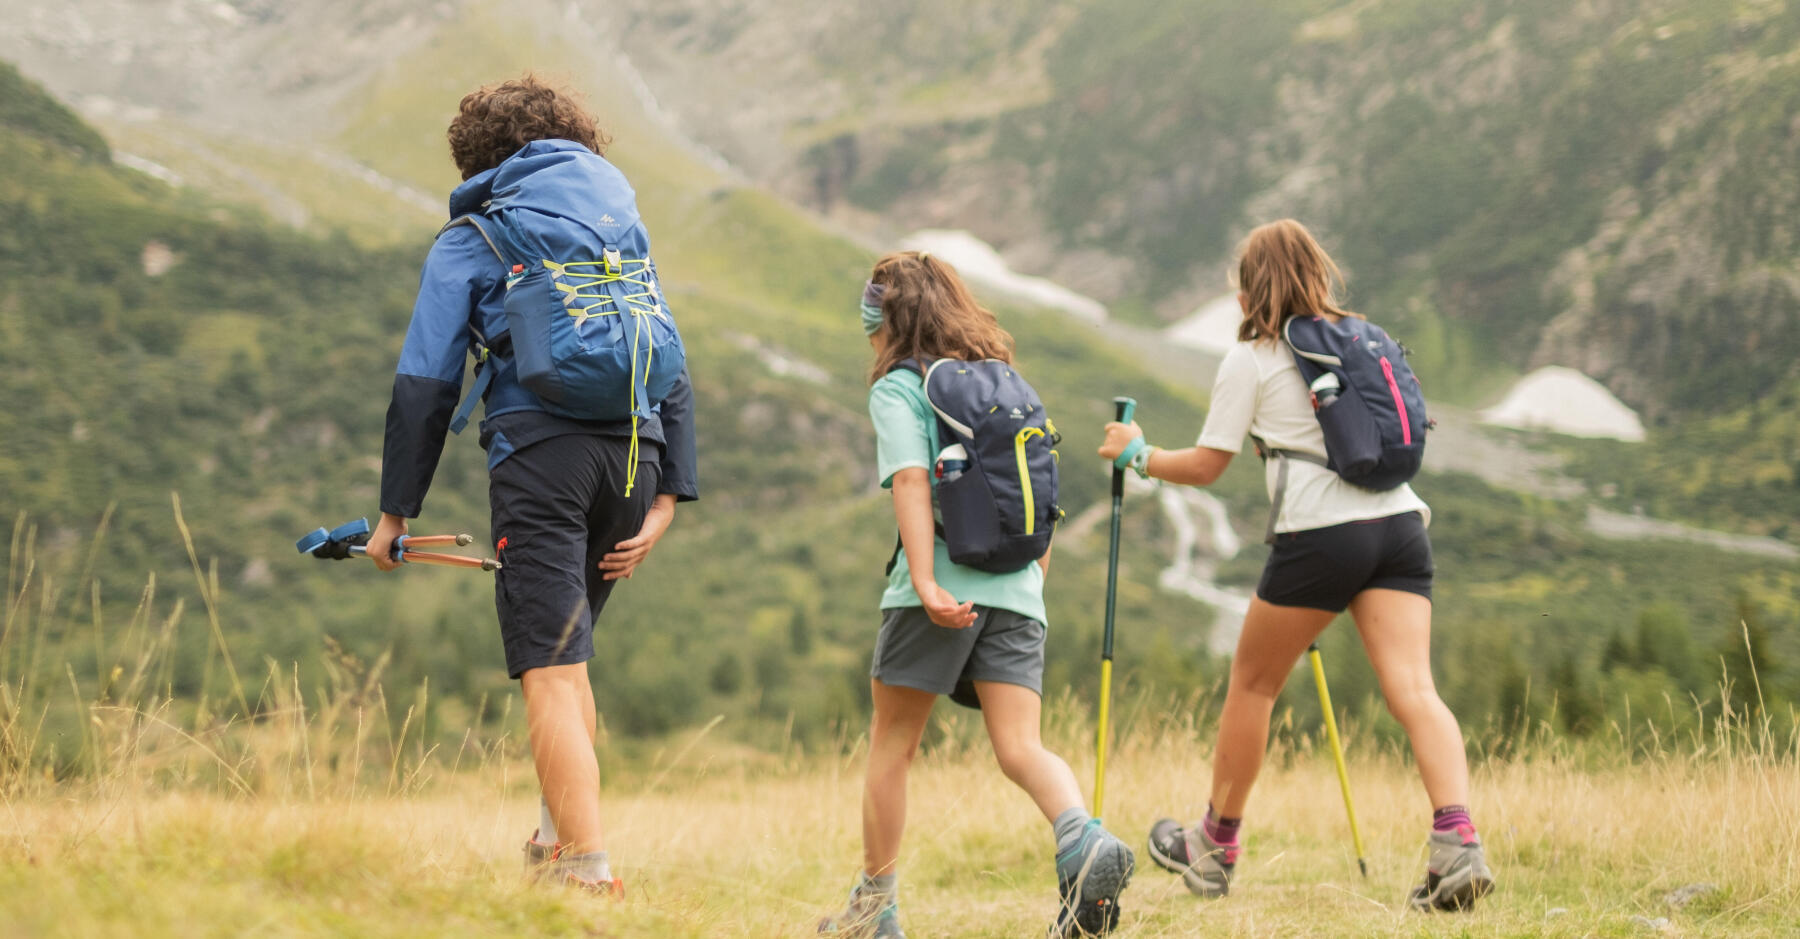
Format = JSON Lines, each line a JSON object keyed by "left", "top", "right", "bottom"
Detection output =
{"left": 488, "top": 434, "right": 660, "bottom": 678}
{"left": 1256, "top": 511, "right": 1433, "bottom": 613}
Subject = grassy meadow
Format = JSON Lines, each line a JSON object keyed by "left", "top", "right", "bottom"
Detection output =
{"left": 3, "top": 537, "right": 1796, "bottom": 938}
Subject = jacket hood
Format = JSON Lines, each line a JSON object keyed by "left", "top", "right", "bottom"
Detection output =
{"left": 448, "top": 168, "right": 497, "bottom": 219}
{"left": 448, "top": 140, "right": 598, "bottom": 219}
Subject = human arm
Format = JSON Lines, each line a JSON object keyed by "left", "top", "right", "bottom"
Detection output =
{"left": 651, "top": 367, "right": 699, "bottom": 502}
{"left": 1098, "top": 422, "right": 1236, "bottom": 486}
{"left": 892, "top": 467, "right": 977, "bottom": 629}
{"left": 376, "top": 231, "right": 492, "bottom": 530}
{"left": 596, "top": 494, "right": 677, "bottom": 580}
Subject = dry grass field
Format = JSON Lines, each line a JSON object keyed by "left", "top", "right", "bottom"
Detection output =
{"left": 3, "top": 698, "right": 1796, "bottom": 938}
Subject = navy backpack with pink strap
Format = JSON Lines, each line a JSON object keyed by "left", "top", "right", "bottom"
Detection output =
{"left": 1254, "top": 314, "right": 1430, "bottom": 541}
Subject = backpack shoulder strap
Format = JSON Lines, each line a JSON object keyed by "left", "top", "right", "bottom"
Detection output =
{"left": 440, "top": 215, "right": 505, "bottom": 265}
{"left": 439, "top": 215, "right": 507, "bottom": 436}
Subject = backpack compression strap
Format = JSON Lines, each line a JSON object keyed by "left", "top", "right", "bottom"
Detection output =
{"left": 1249, "top": 435, "right": 1330, "bottom": 545}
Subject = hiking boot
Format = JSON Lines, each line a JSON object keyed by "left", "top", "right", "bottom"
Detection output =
{"left": 1408, "top": 826, "right": 1494, "bottom": 912}
{"left": 523, "top": 831, "right": 557, "bottom": 881}
{"left": 560, "top": 871, "right": 626, "bottom": 897}
{"left": 816, "top": 890, "right": 905, "bottom": 938}
{"left": 1050, "top": 819, "right": 1135, "bottom": 937}
{"left": 1146, "top": 818, "right": 1235, "bottom": 898}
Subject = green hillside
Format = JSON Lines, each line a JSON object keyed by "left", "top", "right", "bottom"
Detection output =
{"left": 710, "top": 0, "right": 1800, "bottom": 417}
{"left": 3, "top": 26, "right": 1795, "bottom": 778}
{"left": 621, "top": 0, "right": 1800, "bottom": 534}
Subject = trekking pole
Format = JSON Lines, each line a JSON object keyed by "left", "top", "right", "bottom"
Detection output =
{"left": 297, "top": 520, "right": 500, "bottom": 571}
{"left": 349, "top": 545, "right": 501, "bottom": 571}
{"left": 1308, "top": 642, "right": 1368, "bottom": 878}
{"left": 1094, "top": 396, "right": 1135, "bottom": 818}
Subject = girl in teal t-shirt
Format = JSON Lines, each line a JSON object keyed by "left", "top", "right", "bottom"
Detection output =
{"left": 816, "top": 251, "right": 1134, "bottom": 938}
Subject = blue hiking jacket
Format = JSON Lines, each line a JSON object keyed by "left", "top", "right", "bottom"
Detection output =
{"left": 379, "top": 141, "right": 698, "bottom": 518}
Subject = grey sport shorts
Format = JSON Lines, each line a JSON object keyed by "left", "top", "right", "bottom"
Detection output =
{"left": 871, "top": 604, "right": 1046, "bottom": 704}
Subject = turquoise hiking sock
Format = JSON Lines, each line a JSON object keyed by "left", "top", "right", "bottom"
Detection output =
{"left": 1054, "top": 808, "right": 1102, "bottom": 879}
{"left": 1053, "top": 807, "right": 1094, "bottom": 857}
{"left": 856, "top": 871, "right": 898, "bottom": 903}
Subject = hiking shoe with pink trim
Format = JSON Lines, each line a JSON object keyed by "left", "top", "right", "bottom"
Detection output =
{"left": 1146, "top": 817, "right": 1235, "bottom": 898}
{"left": 1408, "top": 826, "right": 1494, "bottom": 912}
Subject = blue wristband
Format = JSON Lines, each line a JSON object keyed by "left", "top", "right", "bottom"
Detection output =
{"left": 1113, "top": 436, "right": 1146, "bottom": 470}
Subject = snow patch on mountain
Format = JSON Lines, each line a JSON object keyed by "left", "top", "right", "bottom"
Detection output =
{"left": 900, "top": 230, "right": 1107, "bottom": 323}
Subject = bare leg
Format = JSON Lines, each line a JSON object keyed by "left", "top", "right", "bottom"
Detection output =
{"left": 1347, "top": 588, "right": 1469, "bottom": 809}
{"left": 862, "top": 679, "right": 937, "bottom": 876}
{"left": 976, "top": 681, "right": 1085, "bottom": 821}
{"left": 1210, "top": 597, "right": 1338, "bottom": 817}
{"left": 521, "top": 663, "right": 604, "bottom": 855}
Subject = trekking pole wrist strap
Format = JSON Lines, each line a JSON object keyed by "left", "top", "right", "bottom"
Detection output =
{"left": 1130, "top": 444, "right": 1158, "bottom": 479}
{"left": 1113, "top": 436, "right": 1147, "bottom": 471}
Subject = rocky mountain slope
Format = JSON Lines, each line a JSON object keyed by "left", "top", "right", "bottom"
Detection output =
{"left": 601, "top": 0, "right": 1800, "bottom": 424}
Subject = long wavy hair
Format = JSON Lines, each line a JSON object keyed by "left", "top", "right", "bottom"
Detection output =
{"left": 447, "top": 75, "right": 611, "bottom": 180}
{"left": 866, "top": 251, "right": 1014, "bottom": 383}
{"left": 1234, "top": 219, "right": 1361, "bottom": 343}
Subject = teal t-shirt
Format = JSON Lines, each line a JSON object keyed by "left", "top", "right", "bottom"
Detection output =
{"left": 869, "top": 370, "right": 1048, "bottom": 625}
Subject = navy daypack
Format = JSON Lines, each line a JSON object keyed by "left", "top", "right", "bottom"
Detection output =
{"left": 888, "top": 358, "right": 1062, "bottom": 575}
{"left": 445, "top": 142, "right": 686, "bottom": 460}
{"left": 1253, "top": 315, "right": 1429, "bottom": 541}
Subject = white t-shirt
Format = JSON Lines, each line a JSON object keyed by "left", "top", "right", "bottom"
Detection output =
{"left": 1197, "top": 340, "right": 1430, "bottom": 534}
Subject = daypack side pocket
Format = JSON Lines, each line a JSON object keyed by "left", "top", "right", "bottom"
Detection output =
{"left": 501, "top": 265, "right": 567, "bottom": 405}
{"left": 1317, "top": 382, "right": 1383, "bottom": 480}
{"left": 936, "top": 469, "right": 1004, "bottom": 570}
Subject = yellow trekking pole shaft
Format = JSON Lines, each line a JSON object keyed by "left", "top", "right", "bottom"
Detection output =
{"left": 1309, "top": 643, "right": 1368, "bottom": 878}
{"left": 1094, "top": 396, "right": 1135, "bottom": 818}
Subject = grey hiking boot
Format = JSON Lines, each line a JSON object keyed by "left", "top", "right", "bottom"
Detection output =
{"left": 817, "top": 888, "right": 905, "bottom": 938}
{"left": 1408, "top": 826, "right": 1495, "bottom": 912}
{"left": 1050, "top": 819, "right": 1136, "bottom": 936}
{"left": 1146, "top": 818, "right": 1235, "bottom": 898}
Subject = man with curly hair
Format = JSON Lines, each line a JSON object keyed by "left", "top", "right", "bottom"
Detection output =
{"left": 366, "top": 75, "right": 698, "bottom": 894}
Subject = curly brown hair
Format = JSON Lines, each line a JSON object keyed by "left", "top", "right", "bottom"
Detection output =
{"left": 446, "top": 75, "right": 611, "bottom": 180}
{"left": 866, "top": 251, "right": 1015, "bottom": 383}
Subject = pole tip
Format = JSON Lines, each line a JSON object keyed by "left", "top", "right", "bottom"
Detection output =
{"left": 455, "top": 533, "right": 474, "bottom": 546}
{"left": 1358, "top": 858, "right": 1368, "bottom": 879}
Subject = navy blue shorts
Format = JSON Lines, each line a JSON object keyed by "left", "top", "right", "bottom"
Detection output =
{"left": 1256, "top": 511, "right": 1433, "bottom": 613}
{"left": 488, "top": 434, "right": 660, "bottom": 678}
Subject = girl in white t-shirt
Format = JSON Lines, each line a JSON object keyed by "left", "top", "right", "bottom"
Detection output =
{"left": 1098, "top": 220, "right": 1494, "bottom": 912}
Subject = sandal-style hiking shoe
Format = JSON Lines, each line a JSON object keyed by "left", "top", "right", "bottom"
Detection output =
{"left": 524, "top": 831, "right": 557, "bottom": 881}
{"left": 817, "top": 892, "right": 905, "bottom": 938}
{"left": 1050, "top": 819, "right": 1136, "bottom": 937}
{"left": 1146, "top": 818, "right": 1235, "bottom": 898}
{"left": 1408, "top": 826, "right": 1494, "bottom": 912}
{"left": 562, "top": 872, "right": 626, "bottom": 896}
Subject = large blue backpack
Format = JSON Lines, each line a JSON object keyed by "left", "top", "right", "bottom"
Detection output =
{"left": 445, "top": 142, "right": 685, "bottom": 456}
{"left": 887, "top": 358, "right": 1062, "bottom": 575}
{"left": 1253, "top": 315, "right": 1429, "bottom": 541}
